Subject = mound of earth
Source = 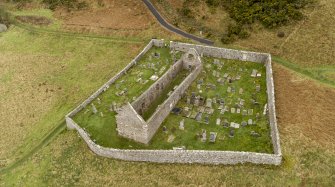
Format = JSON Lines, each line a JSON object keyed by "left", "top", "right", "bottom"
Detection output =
{"left": 16, "top": 15, "right": 52, "bottom": 26}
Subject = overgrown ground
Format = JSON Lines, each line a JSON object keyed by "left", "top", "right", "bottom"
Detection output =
{"left": 0, "top": 0, "right": 334, "bottom": 186}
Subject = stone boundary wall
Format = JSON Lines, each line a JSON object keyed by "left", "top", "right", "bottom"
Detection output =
{"left": 66, "top": 40, "right": 282, "bottom": 165}
{"left": 146, "top": 63, "right": 203, "bottom": 141}
{"left": 66, "top": 117, "right": 281, "bottom": 165}
{"left": 265, "top": 56, "right": 281, "bottom": 155}
{"left": 66, "top": 39, "right": 164, "bottom": 119}
{"left": 170, "top": 41, "right": 268, "bottom": 63}
{"left": 131, "top": 59, "right": 184, "bottom": 114}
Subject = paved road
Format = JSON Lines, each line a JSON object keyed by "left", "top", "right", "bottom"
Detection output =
{"left": 142, "top": 0, "right": 214, "bottom": 46}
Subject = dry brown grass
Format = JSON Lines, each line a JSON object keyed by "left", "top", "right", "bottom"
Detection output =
{"left": 233, "top": 0, "right": 335, "bottom": 67}
{"left": 0, "top": 53, "right": 63, "bottom": 161}
{"left": 274, "top": 63, "right": 335, "bottom": 149}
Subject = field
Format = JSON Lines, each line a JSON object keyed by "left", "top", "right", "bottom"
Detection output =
{"left": 0, "top": 0, "right": 334, "bottom": 186}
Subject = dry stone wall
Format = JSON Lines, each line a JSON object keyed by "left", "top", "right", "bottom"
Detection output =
{"left": 66, "top": 39, "right": 282, "bottom": 165}
{"left": 170, "top": 41, "right": 268, "bottom": 63}
{"left": 66, "top": 117, "right": 281, "bottom": 165}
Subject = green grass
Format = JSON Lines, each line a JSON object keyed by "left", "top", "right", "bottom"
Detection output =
{"left": 273, "top": 56, "right": 335, "bottom": 87}
{"left": 0, "top": 25, "right": 145, "bottom": 165}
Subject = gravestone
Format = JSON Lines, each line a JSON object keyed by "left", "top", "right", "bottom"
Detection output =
{"left": 236, "top": 108, "right": 241, "bottom": 114}
{"left": 187, "top": 97, "right": 191, "bottom": 104}
{"left": 162, "top": 126, "right": 167, "bottom": 133}
{"left": 256, "top": 84, "right": 261, "bottom": 92}
{"left": 179, "top": 119, "right": 185, "bottom": 130}
{"left": 194, "top": 97, "right": 200, "bottom": 106}
{"left": 227, "top": 87, "right": 232, "bottom": 93}
{"left": 223, "top": 120, "right": 229, "bottom": 128}
{"left": 248, "top": 119, "right": 253, "bottom": 125}
{"left": 241, "top": 121, "right": 247, "bottom": 127}
{"left": 230, "top": 122, "right": 240, "bottom": 129}
{"left": 239, "top": 88, "right": 243, "bottom": 94}
{"left": 150, "top": 75, "right": 159, "bottom": 81}
{"left": 195, "top": 112, "right": 203, "bottom": 121}
{"left": 231, "top": 108, "right": 236, "bottom": 114}
{"left": 201, "top": 130, "right": 207, "bottom": 142}
{"left": 206, "top": 98, "right": 212, "bottom": 108}
{"left": 204, "top": 116, "right": 209, "bottom": 124}
{"left": 0, "top": 24, "right": 7, "bottom": 33}
{"left": 251, "top": 131, "right": 261, "bottom": 137}
{"left": 216, "top": 118, "right": 221, "bottom": 125}
{"left": 229, "top": 129, "right": 235, "bottom": 137}
{"left": 248, "top": 109, "right": 254, "bottom": 115}
{"left": 168, "top": 135, "right": 175, "bottom": 143}
{"left": 209, "top": 132, "right": 217, "bottom": 143}
{"left": 251, "top": 69, "right": 257, "bottom": 77}
{"left": 91, "top": 103, "right": 98, "bottom": 114}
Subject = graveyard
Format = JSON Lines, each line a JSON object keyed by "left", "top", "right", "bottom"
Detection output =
{"left": 72, "top": 40, "right": 274, "bottom": 154}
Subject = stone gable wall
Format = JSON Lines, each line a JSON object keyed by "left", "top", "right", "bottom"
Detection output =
{"left": 115, "top": 103, "right": 148, "bottom": 144}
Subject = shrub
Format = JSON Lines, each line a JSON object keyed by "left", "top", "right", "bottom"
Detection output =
{"left": 42, "top": 0, "right": 88, "bottom": 11}
{"left": 277, "top": 31, "right": 285, "bottom": 38}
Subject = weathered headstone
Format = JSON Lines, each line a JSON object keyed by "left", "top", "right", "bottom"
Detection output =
{"left": 251, "top": 69, "right": 257, "bottom": 77}
{"left": 248, "top": 119, "right": 253, "bottom": 125}
{"left": 239, "top": 88, "right": 243, "bottom": 94}
{"left": 241, "top": 121, "right": 247, "bottom": 127}
{"left": 0, "top": 24, "right": 7, "bottom": 33}
{"left": 204, "top": 115, "right": 209, "bottom": 124}
{"left": 206, "top": 98, "right": 212, "bottom": 108}
{"left": 248, "top": 109, "right": 254, "bottom": 115}
{"left": 195, "top": 112, "right": 203, "bottom": 121}
{"left": 209, "top": 132, "right": 217, "bottom": 143}
{"left": 91, "top": 103, "right": 98, "bottom": 114}
{"left": 179, "top": 119, "right": 185, "bottom": 130}
{"left": 231, "top": 108, "right": 236, "bottom": 114}
{"left": 201, "top": 130, "right": 207, "bottom": 142}
{"left": 230, "top": 122, "right": 240, "bottom": 129}
{"left": 227, "top": 87, "right": 232, "bottom": 93}
{"left": 216, "top": 118, "right": 221, "bottom": 125}
{"left": 250, "top": 131, "right": 261, "bottom": 137}
{"left": 229, "top": 129, "right": 235, "bottom": 137}
{"left": 162, "top": 126, "right": 167, "bottom": 133}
